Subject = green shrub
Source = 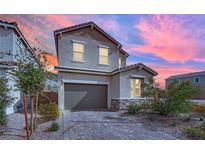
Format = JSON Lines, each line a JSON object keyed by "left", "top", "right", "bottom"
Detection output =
{"left": 39, "top": 102, "right": 59, "bottom": 120}
{"left": 184, "top": 128, "right": 205, "bottom": 139}
{"left": 48, "top": 122, "right": 60, "bottom": 132}
{"left": 128, "top": 104, "right": 140, "bottom": 114}
{"left": 153, "top": 101, "right": 192, "bottom": 116}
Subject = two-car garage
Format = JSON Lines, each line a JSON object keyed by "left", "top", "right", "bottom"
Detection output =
{"left": 64, "top": 83, "right": 108, "bottom": 110}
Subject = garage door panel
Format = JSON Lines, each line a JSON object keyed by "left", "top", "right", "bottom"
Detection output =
{"left": 64, "top": 83, "right": 107, "bottom": 110}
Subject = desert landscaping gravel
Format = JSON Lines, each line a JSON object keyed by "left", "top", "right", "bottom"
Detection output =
{"left": 1, "top": 110, "right": 199, "bottom": 140}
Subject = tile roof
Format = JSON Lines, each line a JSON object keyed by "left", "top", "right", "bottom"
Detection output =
{"left": 167, "top": 71, "right": 205, "bottom": 80}
{"left": 112, "top": 63, "right": 158, "bottom": 76}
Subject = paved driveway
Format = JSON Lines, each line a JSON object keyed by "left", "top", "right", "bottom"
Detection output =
{"left": 62, "top": 111, "right": 177, "bottom": 140}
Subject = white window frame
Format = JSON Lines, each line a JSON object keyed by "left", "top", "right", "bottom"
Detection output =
{"left": 99, "top": 46, "right": 109, "bottom": 65}
{"left": 194, "top": 77, "right": 200, "bottom": 83}
{"left": 130, "top": 78, "right": 141, "bottom": 97}
{"left": 72, "top": 41, "right": 85, "bottom": 62}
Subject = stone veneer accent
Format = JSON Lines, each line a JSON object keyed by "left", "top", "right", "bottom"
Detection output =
{"left": 111, "top": 98, "right": 151, "bottom": 111}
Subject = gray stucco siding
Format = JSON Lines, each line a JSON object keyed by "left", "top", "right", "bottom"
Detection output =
{"left": 111, "top": 73, "right": 120, "bottom": 98}
{"left": 119, "top": 68, "right": 154, "bottom": 98}
{"left": 58, "top": 33, "right": 119, "bottom": 72}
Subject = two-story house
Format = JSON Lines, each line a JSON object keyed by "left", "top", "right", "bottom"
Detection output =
{"left": 54, "top": 22, "right": 158, "bottom": 111}
{"left": 0, "top": 20, "right": 42, "bottom": 114}
{"left": 166, "top": 71, "right": 205, "bottom": 100}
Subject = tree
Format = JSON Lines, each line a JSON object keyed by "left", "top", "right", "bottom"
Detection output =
{"left": 142, "top": 77, "right": 165, "bottom": 104}
{"left": 0, "top": 74, "right": 14, "bottom": 125}
{"left": 12, "top": 55, "right": 46, "bottom": 138}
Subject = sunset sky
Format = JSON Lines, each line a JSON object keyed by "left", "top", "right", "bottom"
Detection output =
{"left": 1, "top": 14, "right": 205, "bottom": 88}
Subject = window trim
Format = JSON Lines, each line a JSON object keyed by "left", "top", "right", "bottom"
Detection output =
{"left": 98, "top": 44, "right": 109, "bottom": 49}
{"left": 194, "top": 77, "right": 200, "bottom": 83}
{"left": 71, "top": 39, "right": 86, "bottom": 44}
{"left": 99, "top": 46, "right": 109, "bottom": 65}
{"left": 130, "top": 78, "right": 141, "bottom": 97}
{"left": 72, "top": 41, "right": 85, "bottom": 62}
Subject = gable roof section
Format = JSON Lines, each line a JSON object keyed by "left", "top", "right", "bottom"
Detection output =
{"left": 166, "top": 71, "right": 205, "bottom": 80}
{"left": 112, "top": 63, "right": 158, "bottom": 76}
{"left": 54, "top": 21, "right": 129, "bottom": 57}
{"left": 0, "top": 20, "right": 42, "bottom": 67}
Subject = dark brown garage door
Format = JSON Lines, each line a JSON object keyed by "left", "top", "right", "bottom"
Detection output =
{"left": 64, "top": 83, "right": 107, "bottom": 110}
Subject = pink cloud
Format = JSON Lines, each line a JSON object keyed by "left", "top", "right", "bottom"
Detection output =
{"left": 131, "top": 15, "right": 205, "bottom": 63}
{"left": 0, "top": 15, "right": 51, "bottom": 51}
{"left": 46, "top": 15, "right": 74, "bottom": 27}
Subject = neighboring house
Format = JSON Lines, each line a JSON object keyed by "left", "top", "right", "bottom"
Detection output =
{"left": 0, "top": 20, "right": 42, "bottom": 114}
{"left": 166, "top": 71, "right": 205, "bottom": 100}
{"left": 54, "top": 21, "right": 158, "bottom": 110}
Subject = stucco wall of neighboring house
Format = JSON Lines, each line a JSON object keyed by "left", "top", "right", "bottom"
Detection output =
{"left": 0, "top": 26, "right": 40, "bottom": 114}
{"left": 57, "top": 27, "right": 120, "bottom": 72}
{"left": 166, "top": 75, "right": 205, "bottom": 99}
{"left": 119, "top": 68, "right": 154, "bottom": 98}
{"left": 0, "top": 28, "right": 14, "bottom": 61}
{"left": 58, "top": 71, "right": 112, "bottom": 109}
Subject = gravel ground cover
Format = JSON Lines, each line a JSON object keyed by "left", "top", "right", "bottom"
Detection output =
{"left": 0, "top": 111, "right": 202, "bottom": 140}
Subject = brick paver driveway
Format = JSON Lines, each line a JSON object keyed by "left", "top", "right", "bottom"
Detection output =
{"left": 62, "top": 111, "right": 177, "bottom": 140}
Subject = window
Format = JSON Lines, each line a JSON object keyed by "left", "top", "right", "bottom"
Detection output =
{"left": 194, "top": 77, "right": 200, "bottom": 83}
{"left": 73, "top": 42, "right": 84, "bottom": 62}
{"left": 130, "top": 79, "right": 141, "bottom": 97}
{"left": 176, "top": 79, "right": 180, "bottom": 85}
{"left": 119, "top": 57, "right": 122, "bottom": 68}
{"left": 99, "top": 47, "right": 108, "bottom": 65}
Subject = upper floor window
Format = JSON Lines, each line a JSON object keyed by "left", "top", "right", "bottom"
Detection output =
{"left": 194, "top": 77, "right": 200, "bottom": 83}
{"left": 73, "top": 42, "right": 84, "bottom": 62}
{"left": 130, "top": 79, "right": 141, "bottom": 97}
{"left": 119, "top": 57, "right": 122, "bottom": 68}
{"left": 99, "top": 47, "right": 108, "bottom": 65}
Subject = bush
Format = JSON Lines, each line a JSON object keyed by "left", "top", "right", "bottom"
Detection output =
{"left": 151, "top": 81, "right": 199, "bottom": 116}
{"left": 153, "top": 101, "right": 193, "bottom": 116}
{"left": 128, "top": 104, "right": 140, "bottom": 114}
{"left": 48, "top": 122, "right": 60, "bottom": 132}
{"left": 39, "top": 102, "right": 59, "bottom": 120}
{"left": 184, "top": 128, "right": 205, "bottom": 139}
